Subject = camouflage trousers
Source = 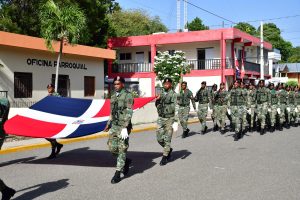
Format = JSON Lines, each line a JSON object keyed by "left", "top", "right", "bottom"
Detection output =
{"left": 107, "top": 125, "right": 129, "bottom": 171}
{"left": 230, "top": 105, "right": 245, "bottom": 133}
{"left": 297, "top": 105, "right": 300, "bottom": 121}
{"left": 157, "top": 117, "right": 175, "bottom": 156}
{"left": 211, "top": 105, "right": 216, "bottom": 126}
{"left": 248, "top": 105, "right": 256, "bottom": 128}
{"left": 197, "top": 103, "right": 208, "bottom": 132}
{"left": 279, "top": 104, "right": 287, "bottom": 124}
{"left": 214, "top": 105, "right": 227, "bottom": 130}
{"left": 287, "top": 105, "right": 296, "bottom": 122}
{"left": 178, "top": 106, "right": 190, "bottom": 132}
{"left": 269, "top": 105, "right": 278, "bottom": 127}
{"left": 241, "top": 105, "right": 248, "bottom": 129}
{"left": 0, "top": 179, "right": 5, "bottom": 191}
{"left": 0, "top": 123, "right": 6, "bottom": 150}
{"left": 256, "top": 102, "right": 268, "bottom": 129}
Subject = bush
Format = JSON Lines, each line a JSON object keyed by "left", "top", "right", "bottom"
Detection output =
{"left": 286, "top": 80, "right": 298, "bottom": 87}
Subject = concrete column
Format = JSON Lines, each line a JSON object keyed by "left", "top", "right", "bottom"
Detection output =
{"left": 220, "top": 32, "right": 226, "bottom": 83}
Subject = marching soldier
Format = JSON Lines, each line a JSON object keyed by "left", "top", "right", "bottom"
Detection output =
{"left": 104, "top": 76, "right": 134, "bottom": 184}
{"left": 177, "top": 81, "right": 196, "bottom": 138}
{"left": 45, "top": 84, "right": 63, "bottom": 159}
{"left": 256, "top": 80, "right": 270, "bottom": 135}
{"left": 228, "top": 80, "right": 247, "bottom": 141}
{"left": 247, "top": 83, "right": 257, "bottom": 132}
{"left": 155, "top": 78, "right": 178, "bottom": 166}
{"left": 268, "top": 83, "right": 279, "bottom": 132}
{"left": 287, "top": 86, "right": 297, "bottom": 127}
{"left": 0, "top": 95, "right": 10, "bottom": 150}
{"left": 278, "top": 83, "right": 289, "bottom": 129}
{"left": 214, "top": 83, "right": 228, "bottom": 134}
{"left": 240, "top": 82, "right": 249, "bottom": 133}
{"left": 0, "top": 179, "right": 15, "bottom": 200}
{"left": 295, "top": 86, "right": 300, "bottom": 126}
{"left": 210, "top": 84, "right": 218, "bottom": 131}
{"left": 195, "top": 81, "right": 210, "bottom": 134}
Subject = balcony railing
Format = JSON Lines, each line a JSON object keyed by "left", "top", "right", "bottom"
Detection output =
{"left": 112, "top": 63, "right": 152, "bottom": 73}
{"left": 187, "top": 59, "right": 234, "bottom": 70}
{"left": 244, "top": 61, "right": 260, "bottom": 73}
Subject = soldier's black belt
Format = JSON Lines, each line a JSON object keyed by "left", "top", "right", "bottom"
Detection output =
{"left": 159, "top": 114, "right": 175, "bottom": 118}
{"left": 178, "top": 104, "right": 190, "bottom": 107}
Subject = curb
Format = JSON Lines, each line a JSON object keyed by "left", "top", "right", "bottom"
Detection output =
{"left": 0, "top": 119, "right": 199, "bottom": 155}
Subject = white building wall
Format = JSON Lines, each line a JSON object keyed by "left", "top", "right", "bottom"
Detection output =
{"left": 138, "top": 78, "right": 152, "bottom": 97}
{"left": 0, "top": 46, "right": 105, "bottom": 102}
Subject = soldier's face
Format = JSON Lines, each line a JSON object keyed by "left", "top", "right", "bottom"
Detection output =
{"left": 164, "top": 82, "right": 172, "bottom": 90}
{"left": 259, "top": 82, "right": 264, "bottom": 87}
{"left": 234, "top": 82, "right": 239, "bottom": 88}
{"left": 220, "top": 84, "right": 225, "bottom": 90}
{"left": 47, "top": 87, "right": 54, "bottom": 93}
{"left": 201, "top": 83, "right": 205, "bottom": 88}
{"left": 114, "top": 81, "right": 124, "bottom": 91}
{"left": 270, "top": 85, "right": 274, "bottom": 89}
{"left": 181, "top": 83, "right": 187, "bottom": 90}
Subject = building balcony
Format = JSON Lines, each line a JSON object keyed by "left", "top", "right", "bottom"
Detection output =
{"left": 112, "top": 63, "right": 152, "bottom": 73}
{"left": 187, "top": 59, "right": 234, "bottom": 70}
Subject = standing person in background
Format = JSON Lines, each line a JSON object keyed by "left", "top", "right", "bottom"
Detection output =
{"left": 177, "top": 81, "right": 196, "bottom": 138}
{"left": 195, "top": 81, "right": 210, "bottom": 135}
{"left": 155, "top": 78, "right": 178, "bottom": 166}
{"left": 104, "top": 76, "right": 133, "bottom": 184}
{"left": 45, "top": 84, "right": 63, "bottom": 159}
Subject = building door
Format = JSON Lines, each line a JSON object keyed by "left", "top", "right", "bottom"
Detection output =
{"left": 136, "top": 52, "right": 144, "bottom": 72}
{"left": 197, "top": 49, "right": 205, "bottom": 69}
{"left": 51, "top": 74, "right": 70, "bottom": 97}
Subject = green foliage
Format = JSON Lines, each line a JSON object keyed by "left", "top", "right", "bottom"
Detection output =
{"left": 154, "top": 51, "right": 190, "bottom": 87}
{"left": 39, "top": 0, "right": 87, "bottom": 50}
{"left": 286, "top": 80, "right": 298, "bottom": 87}
{"left": 108, "top": 9, "right": 168, "bottom": 37}
{"left": 234, "top": 22, "right": 257, "bottom": 36}
{"left": 186, "top": 17, "right": 209, "bottom": 31}
{"left": 288, "top": 46, "right": 300, "bottom": 63}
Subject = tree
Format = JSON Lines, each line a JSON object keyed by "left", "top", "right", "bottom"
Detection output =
{"left": 288, "top": 46, "right": 300, "bottom": 63}
{"left": 39, "top": 0, "right": 86, "bottom": 91}
{"left": 258, "top": 23, "right": 292, "bottom": 61}
{"left": 108, "top": 9, "right": 168, "bottom": 37}
{"left": 186, "top": 17, "right": 209, "bottom": 31}
{"left": 234, "top": 22, "right": 257, "bottom": 36}
{"left": 154, "top": 51, "right": 190, "bottom": 89}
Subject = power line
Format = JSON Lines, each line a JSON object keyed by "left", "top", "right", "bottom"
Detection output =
{"left": 183, "top": 0, "right": 236, "bottom": 24}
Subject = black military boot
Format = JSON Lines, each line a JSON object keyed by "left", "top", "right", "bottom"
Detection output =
{"left": 1, "top": 186, "right": 16, "bottom": 200}
{"left": 270, "top": 126, "right": 275, "bottom": 133}
{"left": 111, "top": 170, "right": 121, "bottom": 184}
{"left": 182, "top": 129, "right": 189, "bottom": 138}
{"left": 213, "top": 124, "right": 218, "bottom": 132}
{"left": 123, "top": 158, "right": 132, "bottom": 176}
{"left": 220, "top": 129, "right": 226, "bottom": 135}
{"left": 167, "top": 148, "right": 173, "bottom": 160}
{"left": 285, "top": 122, "right": 290, "bottom": 129}
{"left": 249, "top": 127, "right": 253, "bottom": 133}
{"left": 56, "top": 143, "right": 63, "bottom": 155}
{"left": 204, "top": 126, "right": 208, "bottom": 134}
{"left": 260, "top": 127, "right": 265, "bottom": 135}
{"left": 278, "top": 124, "right": 283, "bottom": 131}
{"left": 160, "top": 156, "right": 168, "bottom": 166}
{"left": 47, "top": 148, "right": 56, "bottom": 159}
{"left": 234, "top": 132, "right": 239, "bottom": 141}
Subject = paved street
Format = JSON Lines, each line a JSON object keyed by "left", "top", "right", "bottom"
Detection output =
{"left": 1, "top": 122, "right": 300, "bottom": 200}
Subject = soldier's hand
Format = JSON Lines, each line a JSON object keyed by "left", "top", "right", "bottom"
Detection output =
{"left": 120, "top": 128, "right": 129, "bottom": 140}
{"left": 103, "top": 125, "right": 110, "bottom": 132}
{"left": 156, "top": 95, "right": 161, "bottom": 100}
{"left": 172, "top": 122, "right": 179, "bottom": 132}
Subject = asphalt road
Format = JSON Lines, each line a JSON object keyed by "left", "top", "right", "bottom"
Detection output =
{"left": 1, "top": 122, "right": 300, "bottom": 200}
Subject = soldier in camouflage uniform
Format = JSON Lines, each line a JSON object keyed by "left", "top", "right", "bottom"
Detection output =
{"left": 0, "top": 96, "right": 10, "bottom": 150}
{"left": 228, "top": 80, "right": 247, "bottom": 141}
{"left": 45, "top": 84, "right": 64, "bottom": 159}
{"left": 0, "top": 179, "right": 15, "bottom": 200}
{"left": 210, "top": 84, "right": 218, "bottom": 131}
{"left": 104, "top": 76, "right": 134, "bottom": 184}
{"left": 287, "top": 86, "right": 297, "bottom": 127}
{"left": 256, "top": 80, "right": 270, "bottom": 135}
{"left": 177, "top": 81, "right": 196, "bottom": 138}
{"left": 278, "top": 83, "right": 289, "bottom": 129}
{"left": 155, "top": 77, "right": 178, "bottom": 166}
{"left": 268, "top": 83, "right": 279, "bottom": 132}
{"left": 195, "top": 81, "right": 210, "bottom": 134}
{"left": 247, "top": 83, "right": 257, "bottom": 132}
{"left": 294, "top": 86, "right": 300, "bottom": 126}
{"left": 240, "top": 82, "right": 249, "bottom": 133}
{"left": 214, "top": 83, "right": 228, "bottom": 134}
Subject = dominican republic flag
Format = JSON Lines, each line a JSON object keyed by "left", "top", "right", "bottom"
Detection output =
{"left": 4, "top": 96, "right": 155, "bottom": 139}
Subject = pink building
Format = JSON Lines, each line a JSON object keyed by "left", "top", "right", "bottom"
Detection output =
{"left": 108, "top": 28, "right": 272, "bottom": 97}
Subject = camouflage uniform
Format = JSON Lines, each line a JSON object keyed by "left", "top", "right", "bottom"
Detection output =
{"left": 214, "top": 89, "right": 228, "bottom": 132}
{"left": 269, "top": 89, "right": 279, "bottom": 128}
{"left": 107, "top": 88, "right": 133, "bottom": 171}
{"left": 195, "top": 88, "right": 210, "bottom": 133}
{"left": 278, "top": 89, "right": 288, "bottom": 125}
{"left": 177, "top": 89, "right": 196, "bottom": 133}
{"left": 295, "top": 91, "right": 300, "bottom": 124}
{"left": 288, "top": 90, "right": 296, "bottom": 124}
{"left": 256, "top": 86, "right": 270, "bottom": 131}
{"left": 228, "top": 87, "right": 247, "bottom": 136}
{"left": 247, "top": 88, "right": 257, "bottom": 130}
{"left": 241, "top": 87, "right": 248, "bottom": 131}
{"left": 156, "top": 88, "right": 177, "bottom": 157}
{"left": 0, "top": 97, "right": 10, "bottom": 150}
{"left": 210, "top": 89, "right": 218, "bottom": 130}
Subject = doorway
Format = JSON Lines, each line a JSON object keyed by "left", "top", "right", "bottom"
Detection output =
{"left": 51, "top": 74, "right": 70, "bottom": 97}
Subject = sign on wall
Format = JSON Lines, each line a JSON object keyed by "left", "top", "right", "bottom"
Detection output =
{"left": 26, "top": 58, "right": 87, "bottom": 70}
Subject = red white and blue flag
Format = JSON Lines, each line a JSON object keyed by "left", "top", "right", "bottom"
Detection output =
{"left": 4, "top": 96, "right": 155, "bottom": 139}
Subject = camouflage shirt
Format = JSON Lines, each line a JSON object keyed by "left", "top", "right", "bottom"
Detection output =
{"left": 269, "top": 89, "right": 279, "bottom": 105}
{"left": 177, "top": 89, "right": 196, "bottom": 109}
{"left": 228, "top": 88, "right": 247, "bottom": 106}
{"left": 256, "top": 87, "right": 270, "bottom": 104}
{"left": 214, "top": 89, "right": 229, "bottom": 106}
{"left": 278, "top": 89, "right": 288, "bottom": 104}
{"left": 156, "top": 89, "right": 177, "bottom": 118}
{"left": 195, "top": 88, "right": 210, "bottom": 104}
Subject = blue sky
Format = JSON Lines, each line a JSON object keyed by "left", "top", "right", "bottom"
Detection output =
{"left": 116, "top": 0, "right": 300, "bottom": 47}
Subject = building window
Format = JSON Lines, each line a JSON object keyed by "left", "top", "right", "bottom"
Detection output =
{"left": 14, "top": 72, "right": 32, "bottom": 98}
{"left": 168, "top": 50, "right": 175, "bottom": 55}
{"left": 84, "top": 76, "right": 95, "bottom": 96}
{"left": 119, "top": 53, "right": 132, "bottom": 60}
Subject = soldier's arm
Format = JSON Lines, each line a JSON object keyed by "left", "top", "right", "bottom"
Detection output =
{"left": 194, "top": 91, "right": 199, "bottom": 102}
{"left": 172, "top": 92, "right": 179, "bottom": 121}
{"left": 123, "top": 93, "right": 134, "bottom": 128}
{"left": 104, "top": 115, "right": 112, "bottom": 132}
{"left": 189, "top": 91, "right": 196, "bottom": 110}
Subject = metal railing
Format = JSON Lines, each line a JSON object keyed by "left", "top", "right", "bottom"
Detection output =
{"left": 112, "top": 63, "right": 152, "bottom": 73}
{"left": 10, "top": 101, "right": 38, "bottom": 108}
{"left": 187, "top": 59, "right": 235, "bottom": 70}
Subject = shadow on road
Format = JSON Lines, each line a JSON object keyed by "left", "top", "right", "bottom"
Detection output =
{"left": 14, "top": 179, "right": 69, "bottom": 200}
{"left": 0, "top": 156, "right": 36, "bottom": 168}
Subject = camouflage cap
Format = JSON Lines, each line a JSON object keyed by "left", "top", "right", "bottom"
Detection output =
{"left": 47, "top": 83, "right": 54, "bottom": 88}
{"left": 163, "top": 77, "right": 173, "bottom": 83}
{"left": 201, "top": 81, "right": 206, "bottom": 85}
{"left": 113, "top": 76, "right": 125, "bottom": 84}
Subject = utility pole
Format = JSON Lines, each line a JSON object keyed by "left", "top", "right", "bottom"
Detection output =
{"left": 184, "top": 0, "right": 188, "bottom": 32}
{"left": 177, "top": 0, "right": 181, "bottom": 32}
{"left": 260, "top": 21, "right": 264, "bottom": 79}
